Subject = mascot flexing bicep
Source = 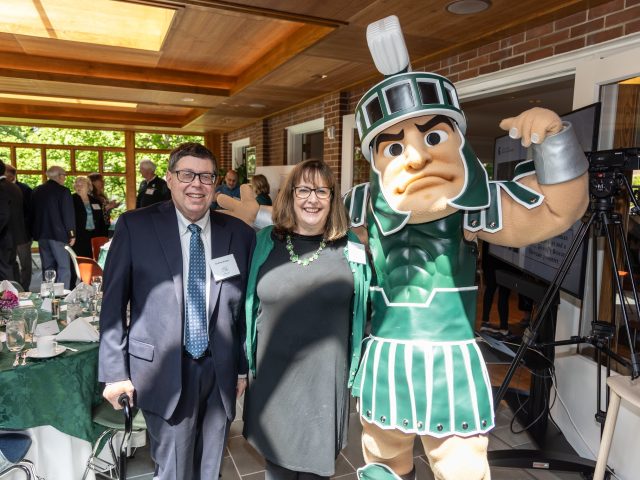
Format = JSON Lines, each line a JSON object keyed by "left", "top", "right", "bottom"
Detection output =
{"left": 344, "top": 16, "right": 588, "bottom": 480}
{"left": 218, "top": 15, "right": 588, "bottom": 480}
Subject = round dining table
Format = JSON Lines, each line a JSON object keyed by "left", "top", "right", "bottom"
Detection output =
{"left": 0, "top": 296, "right": 103, "bottom": 479}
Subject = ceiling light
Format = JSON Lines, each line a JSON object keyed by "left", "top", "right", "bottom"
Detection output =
{"left": 181, "top": 97, "right": 195, "bottom": 102}
{"left": 249, "top": 103, "right": 266, "bottom": 108}
{"left": 311, "top": 74, "right": 328, "bottom": 80}
{"left": 0, "top": 93, "right": 137, "bottom": 109}
{"left": 446, "top": 0, "right": 491, "bottom": 15}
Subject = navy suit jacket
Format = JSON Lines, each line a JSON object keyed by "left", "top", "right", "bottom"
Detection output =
{"left": 31, "top": 180, "right": 75, "bottom": 243}
{"left": 98, "top": 200, "right": 255, "bottom": 420}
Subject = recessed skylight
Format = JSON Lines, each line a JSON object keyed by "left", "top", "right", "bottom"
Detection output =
{"left": 0, "top": 93, "right": 138, "bottom": 109}
{"left": 0, "top": 0, "right": 175, "bottom": 51}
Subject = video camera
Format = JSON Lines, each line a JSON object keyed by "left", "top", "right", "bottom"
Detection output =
{"left": 587, "top": 148, "right": 640, "bottom": 199}
{"left": 587, "top": 147, "right": 640, "bottom": 172}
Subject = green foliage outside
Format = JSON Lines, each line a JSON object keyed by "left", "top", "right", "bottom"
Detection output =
{"left": 0, "top": 125, "right": 203, "bottom": 220}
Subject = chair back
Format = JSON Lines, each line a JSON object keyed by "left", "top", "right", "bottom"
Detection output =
{"left": 64, "top": 245, "right": 81, "bottom": 280}
{"left": 77, "top": 257, "right": 104, "bottom": 285}
{"left": 91, "top": 236, "right": 109, "bottom": 261}
{"left": 9, "top": 280, "right": 24, "bottom": 292}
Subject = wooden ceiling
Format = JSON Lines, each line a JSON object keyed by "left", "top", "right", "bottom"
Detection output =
{"left": 0, "top": 0, "right": 610, "bottom": 133}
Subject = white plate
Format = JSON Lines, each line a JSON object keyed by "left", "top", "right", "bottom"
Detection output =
{"left": 26, "top": 345, "right": 67, "bottom": 359}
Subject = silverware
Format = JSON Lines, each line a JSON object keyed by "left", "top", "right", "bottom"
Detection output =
{"left": 60, "top": 345, "right": 78, "bottom": 352}
{"left": 12, "top": 353, "right": 20, "bottom": 367}
{"left": 21, "top": 351, "right": 27, "bottom": 366}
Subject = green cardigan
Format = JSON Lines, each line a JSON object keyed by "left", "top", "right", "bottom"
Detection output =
{"left": 245, "top": 226, "right": 371, "bottom": 388}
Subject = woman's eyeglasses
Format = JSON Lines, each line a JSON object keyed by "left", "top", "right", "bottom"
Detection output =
{"left": 293, "top": 186, "right": 332, "bottom": 199}
{"left": 174, "top": 170, "right": 217, "bottom": 185}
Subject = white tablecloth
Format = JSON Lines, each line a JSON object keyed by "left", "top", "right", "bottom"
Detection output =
{"left": 3, "top": 425, "right": 94, "bottom": 480}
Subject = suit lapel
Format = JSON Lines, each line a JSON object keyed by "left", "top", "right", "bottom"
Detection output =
{"left": 209, "top": 210, "right": 231, "bottom": 317}
{"left": 153, "top": 203, "right": 183, "bottom": 311}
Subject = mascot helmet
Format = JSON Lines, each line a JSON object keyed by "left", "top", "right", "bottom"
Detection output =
{"left": 356, "top": 15, "right": 488, "bottom": 211}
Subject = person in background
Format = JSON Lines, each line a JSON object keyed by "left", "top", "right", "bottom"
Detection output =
{"left": 0, "top": 183, "right": 9, "bottom": 281}
{"left": 479, "top": 240, "right": 515, "bottom": 338}
{"left": 212, "top": 169, "right": 240, "bottom": 208}
{"left": 88, "top": 172, "right": 120, "bottom": 229}
{"left": 251, "top": 174, "right": 272, "bottom": 206}
{"left": 71, "top": 176, "right": 108, "bottom": 258}
{"left": 243, "top": 159, "right": 370, "bottom": 480}
{"left": 4, "top": 164, "right": 33, "bottom": 290}
{"left": 99, "top": 142, "right": 255, "bottom": 479}
{"left": 0, "top": 160, "right": 27, "bottom": 283}
{"left": 136, "top": 158, "right": 170, "bottom": 209}
{"left": 31, "top": 166, "right": 75, "bottom": 289}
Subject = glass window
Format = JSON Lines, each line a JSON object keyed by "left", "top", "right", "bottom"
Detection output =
{"left": 103, "top": 151, "right": 126, "bottom": 173}
{"left": 16, "top": 148, "right": 41, "bottom": 171}
{"left": 75, "top": 150, "right": 99, "bottom": 172}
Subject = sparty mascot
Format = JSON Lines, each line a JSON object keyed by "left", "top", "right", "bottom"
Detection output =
{"left": 219, "top": 15, "right": 589, "bottom": 480}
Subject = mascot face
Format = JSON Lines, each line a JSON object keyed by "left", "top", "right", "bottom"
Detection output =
{"left": 372, "top": 114, "right": 466, "bottom": 223}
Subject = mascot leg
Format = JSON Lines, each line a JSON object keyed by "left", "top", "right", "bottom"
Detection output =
{"left": 360, "top": 418, "right": 415, "bottom": 477}
{"left": 420, "top": 434, "right": 490, "bottom": 480}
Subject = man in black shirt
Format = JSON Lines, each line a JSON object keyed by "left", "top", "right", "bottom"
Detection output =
{"left": 136, "top": 158, "right": 170, "bottom": 209}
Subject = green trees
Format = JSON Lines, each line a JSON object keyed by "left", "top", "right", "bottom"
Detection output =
{"left": 0, "top": 126, "right": 203, "bottom": 219}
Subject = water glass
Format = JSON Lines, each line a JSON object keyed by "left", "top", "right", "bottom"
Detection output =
{"left": 23, "top": 308, "right": 39, "bottom": 347}
{"left": 6, "top": 320, "right": 26, "bottom": 353}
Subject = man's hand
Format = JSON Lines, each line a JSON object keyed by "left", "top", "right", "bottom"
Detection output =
{"left": 236, "top": 378, "right": 248, "bottom": 398}
{"left": 499, "top": 107, "right": 563, "bottom": 147}
{"left": 69, "top": 237, "right": 76, "bottom": 247}
{"left": 217, "top": 184, "right": 262, "bottom": 226}
{"left": 103, "top": 380, "right": 135, "bottom": 409}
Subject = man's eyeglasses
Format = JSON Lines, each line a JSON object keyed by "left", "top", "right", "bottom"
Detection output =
{"left": 174, "top": 170, "right": 217, "bottom": 185}
{"left": 293, "top": 186, "right": 332, "bottom": 200}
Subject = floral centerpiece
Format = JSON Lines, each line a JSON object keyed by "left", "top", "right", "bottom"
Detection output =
{"left": 0, "top": 289, "right": 19, "bottom": 323}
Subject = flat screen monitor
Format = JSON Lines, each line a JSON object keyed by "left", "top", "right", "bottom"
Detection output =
{"left": 488, "top": 102, "right": 601, "bottom": 299}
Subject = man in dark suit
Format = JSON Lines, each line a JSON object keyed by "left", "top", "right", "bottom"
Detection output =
{"left": 3, "top": 163, "right": 32, "bottom": 290}
{"left": 31, "top": 166, "right": 76, "bottom": 288}
{"left": 0, "top": 160, "right": 26, "bottom": 282}
{"left": 0, "top": 183, "right": 10, "bottom": 281}
{"left": 136, "top": 158, "right": 171, "bottom": 208}
{"left": 99, "top": 143, "right": 255, "bottom": 479}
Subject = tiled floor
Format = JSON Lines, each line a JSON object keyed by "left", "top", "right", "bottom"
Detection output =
{"left": 123, "top": 394, "right": 588, "bottom": 480}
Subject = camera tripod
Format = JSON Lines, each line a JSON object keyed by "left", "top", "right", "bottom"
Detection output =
{"left": 488, "top": 151, "right": 640, "bottom": 478}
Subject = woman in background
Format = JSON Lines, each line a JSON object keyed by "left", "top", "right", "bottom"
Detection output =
{"left": 243, "top": 159, "right": 370, "bottom": 480}
{"left": 72, "top": 176, "right": 107, "bottom": 258}
{"left": 251, "top": 174, "right": 272, "bottom": 206}
{"left": 88, "top": 172, "right": 120, "bottom": 228}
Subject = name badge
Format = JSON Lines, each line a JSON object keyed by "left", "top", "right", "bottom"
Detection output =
{"left": 209, "top": 254, "right": 240, "bottom": 282}
{"left": 347, "top": 241, "right": 367, "bottom": 265}
{"left": 91, "top": 203, "right": 101, "bottom": 210}
{"left": 145, "top": 188, "right": 155, "bottom": 195}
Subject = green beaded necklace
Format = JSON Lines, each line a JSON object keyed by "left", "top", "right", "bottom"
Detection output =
{"left": 286, "top": 234, "right": 327, "bottom": 266}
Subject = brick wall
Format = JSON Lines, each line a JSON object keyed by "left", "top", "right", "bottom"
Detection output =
{"left": 416, "top": 0, "right": 640, "bottom": 82}
{"left": 222, "top": 0, "right": 639, "bottom": 181}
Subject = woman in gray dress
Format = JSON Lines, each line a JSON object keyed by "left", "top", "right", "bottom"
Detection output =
{"left": 244, "top": 159, "right": 370, "bottom": 480}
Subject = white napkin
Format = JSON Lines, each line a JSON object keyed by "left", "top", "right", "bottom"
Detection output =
{"left": 0, "top": 280, "right": 18, "bottom": 294}
{"left": 64, "top": 282, "right": 91, "bottom": 303}
{"left": 56, "top": 317, "right": 99, "bottom": 342}
{"left": 36, "top": 320, "right": 60, "bottom": 336}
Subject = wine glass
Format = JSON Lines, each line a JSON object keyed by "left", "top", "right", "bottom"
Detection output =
{"left": 44, "top": 269, "right": 57, "bottom": 284}
{"left": 6, "top": 319, "right": 26, "bottom": 366}
{"left": 23, "top": 308, "right": 39, "bottom": 348}
{"left": 91, "top": 276, "right": 103, "bottom": 317}
{"left": 91, "top": 275, "right": 103, "bottom": 294}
